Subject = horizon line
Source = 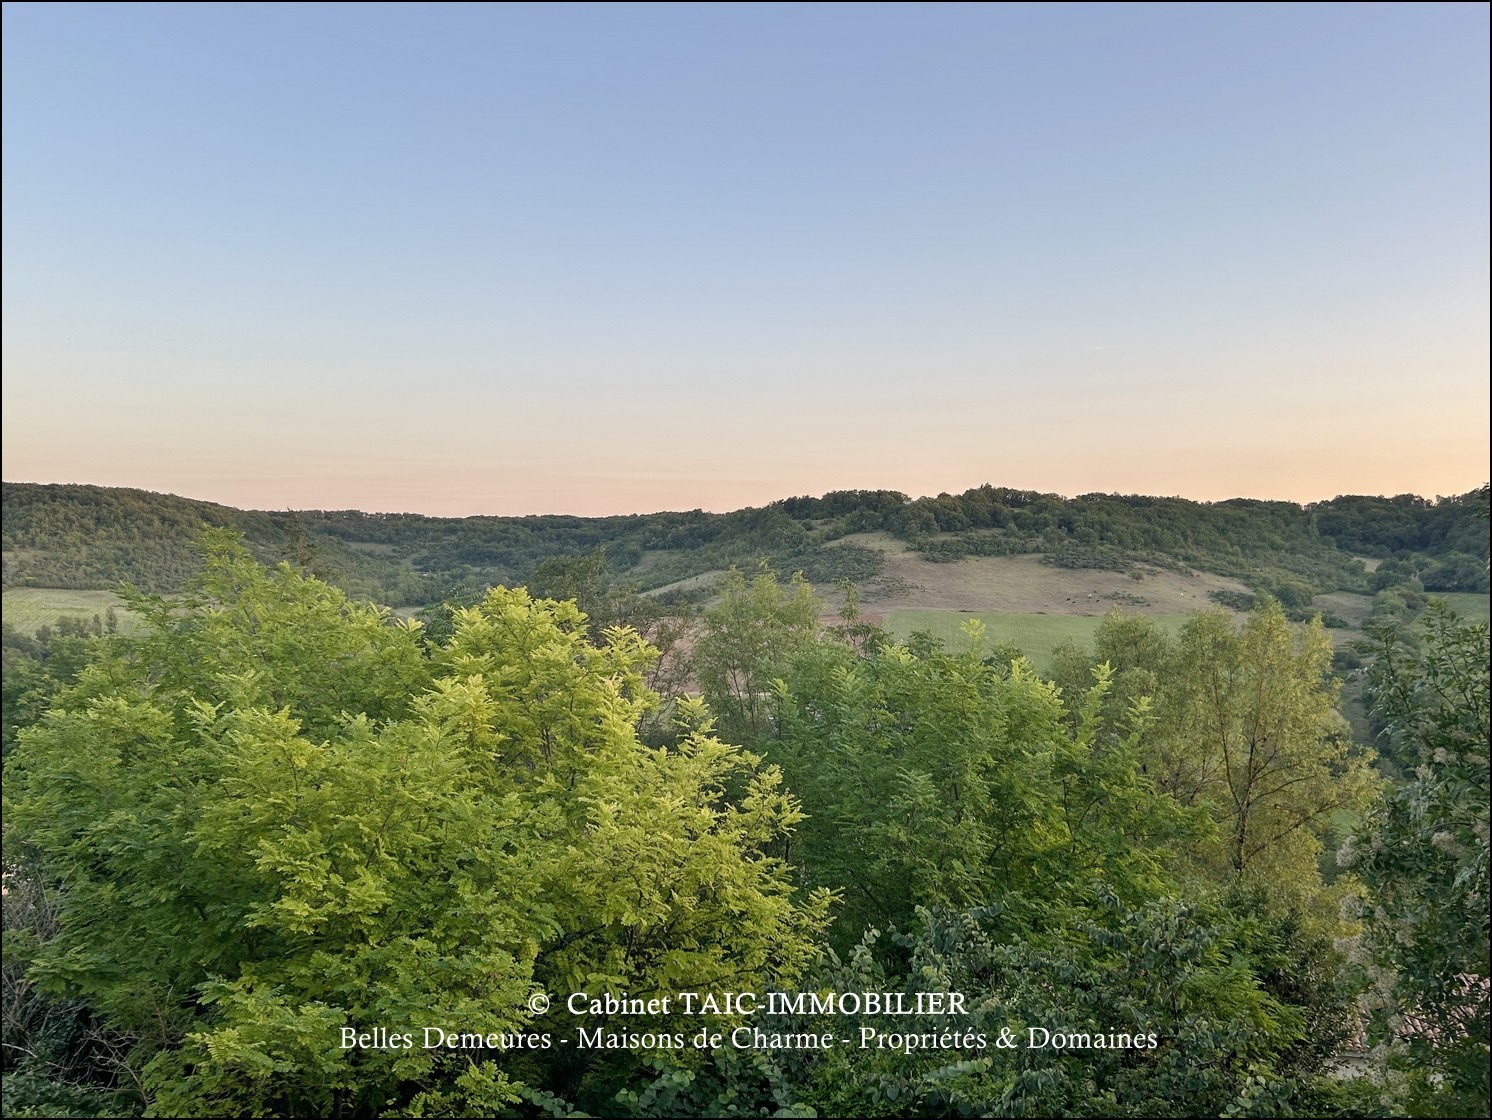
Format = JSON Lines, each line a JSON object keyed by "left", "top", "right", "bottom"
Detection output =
{"left": 5, "top": 477, "right": 1487, "bottom": 523}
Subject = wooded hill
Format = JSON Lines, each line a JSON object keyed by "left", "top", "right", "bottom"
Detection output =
{"left": 3, "top": 480, "right": 1487, "bottom": 609}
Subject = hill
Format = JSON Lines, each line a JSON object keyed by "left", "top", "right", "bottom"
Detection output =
{"left": 3, "top": 482, "right": 1486, "bottom": 627}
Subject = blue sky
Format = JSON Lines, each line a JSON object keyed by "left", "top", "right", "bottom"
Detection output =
{"left": 3, "top": 3, "right": 1487, "bottom": 515}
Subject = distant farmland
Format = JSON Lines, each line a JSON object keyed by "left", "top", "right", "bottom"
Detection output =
{"left": 2, "top": 588, "right": 135, "bottom": 635}
{"left": 884, "top": 610, "right": 1196, "bottom": 668}
{"left": 1436, "top": 592, "right": 1490, "bottom": 621}
{"left": 885, "top": 593, "right": 1488, "bottom": 670}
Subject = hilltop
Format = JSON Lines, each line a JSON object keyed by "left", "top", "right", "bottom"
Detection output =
{"left": 3, "top": 481, "right": 1486, "bottom": 652}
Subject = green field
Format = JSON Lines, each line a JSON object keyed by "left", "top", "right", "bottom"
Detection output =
{"left": 1435, "top": 592, "right": 1490, "bottom": 622}
{"left": 884, "top": 610, "right": 1195, "bottom": 667}
{"left": 3, "top": 588, "right": 135, "bottom": 635}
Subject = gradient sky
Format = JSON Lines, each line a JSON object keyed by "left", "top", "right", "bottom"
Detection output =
{"left": 3, "top": 3, "right": 1488, "bottom": 516}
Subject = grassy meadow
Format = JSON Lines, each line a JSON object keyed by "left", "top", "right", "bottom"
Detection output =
{"left": 884, "top": 609, "right": 1197, "bottom": 669}
{"left": 1436, "top": 591, "right": 1490, "bottom": 621}
{"left": 2, "top": 588, "right": 134, "bottom": 635}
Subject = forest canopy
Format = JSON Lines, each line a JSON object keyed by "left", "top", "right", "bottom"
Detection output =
{"left": 3, "top": 535, "right": 830, "bottom": 1116}
{"left": 2, "top": 530, "right": 1487, "bottom": 1117}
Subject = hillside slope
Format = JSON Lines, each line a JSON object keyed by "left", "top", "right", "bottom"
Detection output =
{"left": 4, "top": 482, "right": 1485, "bottom": 614}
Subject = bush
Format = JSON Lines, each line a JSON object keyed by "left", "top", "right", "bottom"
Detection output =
{"left": 1209, "top": 589, "right": 1258, "bottom": 611}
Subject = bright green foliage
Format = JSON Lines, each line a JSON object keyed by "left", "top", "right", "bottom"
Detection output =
{"left": 1348, "top": 602, "right": 1490, "bottom": 1115}
{"left": 766, "top": 635, "right": 1189, "bottom": 946}
{"left": 2, "top": 613, "right": 118, "bottom": 762}
{"left": 3, "top": 534, "right": 829, "bottom": 1116}
{"left": 692, "top": 566, "right": 822, "bottom": 743}
{"left": 1159, "top": 603, "right": 1377, "bottom": 902}
{"left": 1077, "top": 603, "right": 1378, "bottom": 912}
{"left": 522, "top": 547, "right": 696, "bottom": 718}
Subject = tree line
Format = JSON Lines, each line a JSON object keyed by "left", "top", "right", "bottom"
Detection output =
{"left": 5, "top": 482, "right": 1486, "bottom": 612}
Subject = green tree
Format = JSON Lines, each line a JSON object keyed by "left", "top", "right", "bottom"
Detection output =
{"left": 1139, "top": 602, "right": 1377, "bottom": 909}
{"left": 691, "top": 566, "right": 821, "bottom": 744}
{"left": 1346, "top": 603, "right": 1490, "bottom": 1115}
{"left": 525, "top": 547, "right": 696, "bottom": 713}
{"left": 525, "top": 547, "right": 613, "bottom": 627}
{"left": 767, "top": 631, "right": 1187, "bottom": 947}
{"left": 1046, "top": 604, "right": 1377, "bottom": 914}
{"left": 3, "top": 534, "right": 829, "bottom": 1116}
{"left": 607, "top": 896, "right": 1367, "bottom": 1118}
{"left": 1047, "top": 609, "right": 1172, "bottom": 741}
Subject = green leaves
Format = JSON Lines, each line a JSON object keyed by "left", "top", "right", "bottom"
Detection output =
{"left": 764, "top": 634, "right": 1183, "bottom": 949}
{"left": 1350, "top": 602, "right": 1490, "bottom": 1115}
{"left": 1076, "top": 602, "right": 1378, "bottom": 916}
{"left": 4, "top": 538, "right": 827, "bottom": 1116}
{"left": 693, "top": 566, "right": 822, "bottom": 744}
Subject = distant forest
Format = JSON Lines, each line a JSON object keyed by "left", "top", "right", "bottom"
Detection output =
{"left": 4, "top": 481, "right": 1487, "bottom": 608}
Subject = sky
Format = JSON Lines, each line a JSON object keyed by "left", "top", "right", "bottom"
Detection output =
{"left": 3, "top": 2, "right": 1488, "bottom": 517}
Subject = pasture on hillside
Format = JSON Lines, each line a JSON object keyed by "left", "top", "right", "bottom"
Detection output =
{"left": 2, "top": 588, "right": 134, "bottom": 634}
{"left": 884, "top": 610, "right": 1197, "bottom": 670}
{"left": 830, "top": 538, "right": 1255, "bottom": 615}
{"left": 1436, "top": 592, "right": 1490, "bottom": 621}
